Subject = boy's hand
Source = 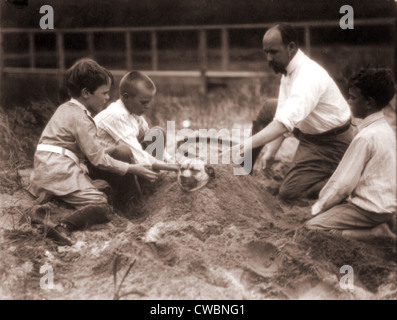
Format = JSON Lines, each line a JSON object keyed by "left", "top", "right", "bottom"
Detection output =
{"left": 128, "top": 165, "right": 158, "bottom": 182}
{"left": 311, "top": 201, "right": 322, "bottom": 216}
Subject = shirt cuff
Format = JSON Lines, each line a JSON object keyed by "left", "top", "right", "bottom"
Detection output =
{"left": 274, "top": 115, "right": 294, "bottom": 132}
{"left": 118, "top": 161, "right": 130, "bottom": 176}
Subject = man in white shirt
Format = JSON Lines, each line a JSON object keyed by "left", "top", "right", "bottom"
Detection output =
{"left": 242, "top": 23, "right": 353, "bottom": 203}
{"left": 93, "top": 71, "right": 168, "bottom": 212}
{"left": 306, "top": 68, "right": 396, "bottom": 241}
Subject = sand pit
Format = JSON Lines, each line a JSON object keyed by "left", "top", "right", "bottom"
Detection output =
{"left": 0, "top": 162, "right": 396, "bottom": 300}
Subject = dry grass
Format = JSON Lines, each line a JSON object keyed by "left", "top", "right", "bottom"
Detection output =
{"left": 0, "top": 107, "right": 26, "bottom": 192}
{"left": 112, "top": 255, "right": 145, "bottom": 300}
{"left": 147, "top": 79, "right": 270, "bottom": 131}
{"left": 0, "top": 99, "right": 57, "bottom": 193}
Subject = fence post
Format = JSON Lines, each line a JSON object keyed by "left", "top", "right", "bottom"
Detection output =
{"left": 87, "top": 32, "right": 95, "bottom": 59}
{"left": 0, "top": 28, "right": 3, "bottom": 103}
{"left": 221, "top": 28, "right": 229, "bottom": 71}
{"left": 394, "top": 18, "right": 397, "bottom": 87}
{"left": 199, "top": 29, "right": 207, "bottom": 94}
{"left": 0, "top": 3, "right": 2, "bottom": 103}
{"left": 151, "top": 30, "right": 158, "bottom": 71}
{"left": 29, "top": 32, "right": 35, "bottom": 69}
{"left": 392, "top": 18, "right": 397, "bottom": 113}
{"left": 304, "top": 26, "right": 311, "bottom": 56}
{"left": 56, "top": 31, "right": 65, "bottom": 86}
{"left": 125, "top": 31, "right": 132, "bottom": 71}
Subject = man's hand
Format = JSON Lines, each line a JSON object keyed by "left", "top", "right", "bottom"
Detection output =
{"left": 128, "top": 164, "right": 159, "bottom": 183}
{"left": 260, "top": 152, "right": 275, "bottom": 178}
{"left": 237, "top": 139, "right": 253, "bottom": 158}
{"left": 260, "top": 136, "right": 284, "bottom": 177}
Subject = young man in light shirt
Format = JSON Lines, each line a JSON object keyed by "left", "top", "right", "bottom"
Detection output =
{"left": 241, "top": 23, "right": 353, "bottom": 203}
{"left": 93, "top": 71, "right": 172, "bottom": 212}
{"left": 306, "top": 68, "right": 396, "bottom": 241}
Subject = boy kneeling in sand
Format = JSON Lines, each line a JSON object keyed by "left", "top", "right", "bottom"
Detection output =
{"left": 93, "top": 71, "right": 170, "bottom": 213}
{"left": 28, "top": 58, "right": 158, "bottom": 245}
{"left": 306, "top": 68, "right": 396, "bottom": 241}
{"left": 93, "top": 71, "right": 208, "bottom": 211}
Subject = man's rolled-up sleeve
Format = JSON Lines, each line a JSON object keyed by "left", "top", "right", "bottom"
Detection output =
{"left": 275, "top": 74, "right": 321, "bottom": 131}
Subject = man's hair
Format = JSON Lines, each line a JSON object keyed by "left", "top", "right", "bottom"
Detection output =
{"left": 119, "top": 71, "right": 156, "bottom": 97}
{"left": 349, "top": 68, "right": 396, "bottom": 109}
{"left": 273, "top": 23, "right": 299, "bottom": 47}
{"left": 66, "top": 58, "right": 114, "bottom": 98}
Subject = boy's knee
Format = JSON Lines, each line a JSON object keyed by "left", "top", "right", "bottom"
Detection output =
{"left": 62, "top": 188, "right": 109, "bottom": 209}
{"left": 304, "top": 218, "right": 318, "bottom": 230}
{"left": 83, "top": 193, "right": 109, "bottom": 206}
{"left": 112, "top": 144, "right": 134, "bottom": 163}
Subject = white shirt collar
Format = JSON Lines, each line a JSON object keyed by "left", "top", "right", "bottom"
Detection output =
{"left": 286, "top": 49, "right": 305, "bottom": 75}
{"left": 117, "top": 99, "right": 129, "bottom": 113}
{"left": 358, "top": 111, "right": 384, "bottom": 131}
{"left": 70, "top": 98, "right": 92, "bottom": 118}
{"left": 117, "top": 99, "right": 141, "bottom": 120}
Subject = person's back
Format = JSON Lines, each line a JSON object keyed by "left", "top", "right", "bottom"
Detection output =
{"left": 31, "top": 101, "right": 97, "bottom": 196}
{"left": 338, "top": 112, "right": 396, "bottom": 213}
{"left": 277, "top": 51, "right": 350, "bottom": 134}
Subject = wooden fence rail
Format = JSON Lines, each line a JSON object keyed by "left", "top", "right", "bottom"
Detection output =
{"left": 0, "top": 17, "right": 395, "bottom": 95}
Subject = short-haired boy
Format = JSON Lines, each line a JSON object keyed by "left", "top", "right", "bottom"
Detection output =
{"left": 307, "top": 68, "right": 396, "bottom": 241}
{"left": 93, "top": 71, "right": 172, "bottom": 212}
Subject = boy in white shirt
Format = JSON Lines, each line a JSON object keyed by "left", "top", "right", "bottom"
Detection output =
{"left": 306, "top": 68, "right": 396, "bottom": 241}
{"left": 94, "top": 71, "right": 170, "bottom": 212}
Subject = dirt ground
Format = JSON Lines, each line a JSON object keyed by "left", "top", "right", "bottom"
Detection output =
{"left": 0, "top": 103, "right": 396, "bottom": 300}
{"left": 0, "top": 155, "right": 396, "bottom": 300}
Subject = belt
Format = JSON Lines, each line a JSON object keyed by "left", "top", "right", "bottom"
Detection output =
{"left": 293, "top": 121, "right": 351, "bottom": 140}
{"left": 314, "top": 121, "right": 351, "bottom": 137}
{"left": 37, "top": 144, "right": 79, "bottom": 164}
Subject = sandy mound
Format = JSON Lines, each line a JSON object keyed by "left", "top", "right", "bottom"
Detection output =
{"left": 0, "top": 164, "right": 396, "bottom": 300}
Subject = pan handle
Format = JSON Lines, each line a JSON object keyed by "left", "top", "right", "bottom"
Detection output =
{"left": 151, "top": 163, "right": 180, "bottom": 172}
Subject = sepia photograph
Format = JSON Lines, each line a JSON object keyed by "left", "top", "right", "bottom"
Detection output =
{"left": 0, "top": 0, "right": 396, "bottom": 303}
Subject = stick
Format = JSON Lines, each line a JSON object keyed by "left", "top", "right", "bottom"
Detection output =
{"left": 151, "top": 163, "right": 180, "bottom": 172}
